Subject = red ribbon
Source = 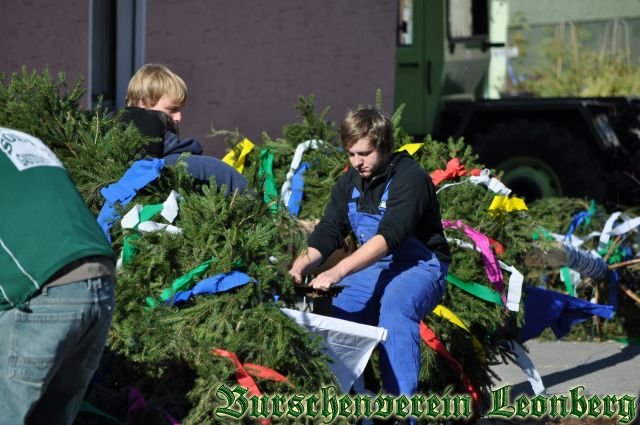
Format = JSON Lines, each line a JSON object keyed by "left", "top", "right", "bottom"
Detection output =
{"left": 212, "top": 348, "right": 293, "bottom": 424}
{"left": 430, "top": 158, "right": 468, "bottom": 186}
{"left": 243, "top": 363, "right": 293, "bottom": 386}
{"left": 419, "top": 322, "right": 482, "bottom": 415}
{"left": 488, "top": 237, "right": 505, "bottom": 256}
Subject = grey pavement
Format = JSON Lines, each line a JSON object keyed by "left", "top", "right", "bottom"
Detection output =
{"left": 489, "top": 339, "right": 640, "bottom": 397}
{"left": 480, "top": 339, "right": 640, "bottom": 424}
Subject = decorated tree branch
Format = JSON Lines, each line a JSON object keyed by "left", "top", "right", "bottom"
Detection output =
{"left": 2, "top": 69, "right": 638, "bottom": 424}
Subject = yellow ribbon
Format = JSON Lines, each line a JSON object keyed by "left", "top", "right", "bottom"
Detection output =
{"left": 488, "top": 195, "right": 528, "bottom": 213}
{"left": 432, "top": 304, "right": 486, "bottom": 363}
{"left": 222, "top": 138, "right": 255, "bottom": 174}
{"left": 395, "top": 143, "right": 423, "bottom": 156}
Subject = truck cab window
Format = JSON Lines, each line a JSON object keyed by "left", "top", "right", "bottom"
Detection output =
{"left": 397, "top": 0, "right": 414, "bottom": 46}
{"left": 447, "top": 0, "right": 488, "bottom": 41}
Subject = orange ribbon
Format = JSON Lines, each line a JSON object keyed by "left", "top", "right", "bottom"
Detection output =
{"left": 420, "top": 322, "right": 482, "bottom": 415}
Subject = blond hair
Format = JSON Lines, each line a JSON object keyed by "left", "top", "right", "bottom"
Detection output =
{"left": 125, "top": 63, "right": 188, "bottom": 108}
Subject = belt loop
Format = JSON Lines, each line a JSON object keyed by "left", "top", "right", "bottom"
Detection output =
{"left": 93, "top": 277, "right": 103, "bottom": 290}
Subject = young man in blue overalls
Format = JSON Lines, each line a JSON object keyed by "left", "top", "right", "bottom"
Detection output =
{"left": 289, "top": 107, "right": 451, "bottom": 420}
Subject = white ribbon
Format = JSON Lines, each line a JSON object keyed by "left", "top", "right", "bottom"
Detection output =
{"left": 612, "top": 216, "right": 640, "bottom": 236}
{"left": 597, "top": 212, "right": 640, "bottom": 248}
{"left": 160, "top": 190, "right": 181, "bottom": 222}
{"left": 447, "top": 238, "right": 523, "bottom": 311}
{"left": 503, "top": 339, "right": 546, "bottom": 395}
{"left": 281, "top": 308, "right": 387, "bottom": 393}
{"left": 446, "top": 237, "right": 476, "bottom": 252}
{"left": 549, "top": 231, "right": 586, "bottom": 248}
{"left": 280, "top": 139, "right": 323, "bottom": 207}
{"left": 468, "top": 169, "right": 512, "bottom": 196}
{"left": 436, "top": 180, "right": 467, "bottom": 194}
{"left": 121, "top": 190, "right": 182, "bottom": 234}
{"left": 117, "top": 191, "right": 182, "bottom": 269}
{"left": 436, "top": 170, "right": 513, "bottom": 196}
{"left": 598, "top": 212, "right": 624, "bottom": 251}
{"left": 499, "top": 261, "right": 524, "bottom": 312}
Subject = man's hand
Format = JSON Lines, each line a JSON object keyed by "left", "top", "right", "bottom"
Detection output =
{"left": 308, "top": 268, "right": 344, "bottom": 292}
{"left": 288, "top": 267, "right": 303, "bottom": 284}
{"left": 288, "top": 247, "right": 324, "bottom": 285}
{"left": 306, "top": 235, "right": 389, "bottom": 291}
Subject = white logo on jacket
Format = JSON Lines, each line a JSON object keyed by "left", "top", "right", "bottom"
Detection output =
{"left": 0, "top": 128, "right": 64, "bottom": 171}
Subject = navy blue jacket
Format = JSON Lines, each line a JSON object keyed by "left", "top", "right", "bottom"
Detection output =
{"left": 162, "top": 132, "right": 247, "bottom": 195}
{"left": 119, "top": 107, "right": 247, "bottom": 195}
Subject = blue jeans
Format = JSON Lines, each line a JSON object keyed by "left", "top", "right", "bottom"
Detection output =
{"left": 0, "top": 276, "right": 115, "bottom": 425}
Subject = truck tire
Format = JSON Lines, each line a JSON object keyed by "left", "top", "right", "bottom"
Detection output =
{"left": 470, "top": 119, "right": 607, "bottom": 202}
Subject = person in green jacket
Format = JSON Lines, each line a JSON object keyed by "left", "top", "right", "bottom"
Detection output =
{"left": 0, "top": 127, "right": 116, "bottom": 425}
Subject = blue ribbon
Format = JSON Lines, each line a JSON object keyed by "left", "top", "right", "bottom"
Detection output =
{"left": 287, "top": 162, "right": 310, "bottom": 217}
{"left": 518, "top": 286, "right": 615, "bottom": 343}
{"left": 96, "top": 159, "right": 164, "bottom": 242}
{"left": 170, "top": 271, "right": 255, "bottom": 305}
{"left": 609, "top": 270, "right": 619, "bottom": 312}
{"left": 564, "top": 204, "right": 595, "bottom": 241}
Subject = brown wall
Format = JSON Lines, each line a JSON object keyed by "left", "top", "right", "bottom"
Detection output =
{"left": 1, "top": 1, "right": 397, "bottom": 158}
{"left": 1, "top": 1, "right": 89, "bottom": 90}
{"left": 145, "top": 1, "right": 397, "bottom": 156}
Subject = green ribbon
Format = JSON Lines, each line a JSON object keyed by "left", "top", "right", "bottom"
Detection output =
{"left": 121, "top": 202, "right": 165, "bottom": 267}
{"left": 146, "top": 258, "right": 215, "bottom": 308}
{"left": 121, "top": 234, "right": 140, "bottom": 266}
{"left": 560, "top": 267, "right": 575, "bottom": 296}
{"left": 532, "top": 227, "right": 554, "bottom": 241}
{"left": 585, "top": 200, "right": 596, "bottom": 226}
{"left": 259, "top": 148, "right": 279, "bottom": 213}
{"left": 446, "top": 273, "right": 503, "bottom": 306}
{"left": 138, "top": 203, "right": 164, "bottom": 222}
{"left": 79, "top": 401, "right": 124, "bottom": 425}
{"left": 598, "top": 241, "right": 626, "bottom": 264}
{"left": 617, "top": 337, "right": 640, "bottom": 345}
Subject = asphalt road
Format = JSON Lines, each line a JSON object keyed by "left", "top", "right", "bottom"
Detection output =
{"left": 482, "top": 339, "right": 640, "bottom": 424}
{"left": 490, "top": 339, "right": 640, "bottom": 397}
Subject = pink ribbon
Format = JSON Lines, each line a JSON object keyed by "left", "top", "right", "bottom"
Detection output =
{"left": 442, "top": 220, "right": 506, "bottom": 302}
{"left": 126, "top": 386, "right": 180, "bottom": 425}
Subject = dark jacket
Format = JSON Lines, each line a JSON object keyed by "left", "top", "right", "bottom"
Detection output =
{"left": 308, "top": 152, "right": 451, "bottom": 264}
{"left": 162, "top": 131, "right": 247, "bottom": 195}
{"left": 119, "top": 107, "right": 247, "bottom": 194}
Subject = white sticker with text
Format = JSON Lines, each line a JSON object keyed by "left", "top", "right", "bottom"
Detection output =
{"left": 0, "top": 128, "right": 64, "bottom": 171}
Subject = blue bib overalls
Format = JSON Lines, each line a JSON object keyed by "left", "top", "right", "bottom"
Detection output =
{"left": 332, "top": 180, "right": 447, "bottom": 397}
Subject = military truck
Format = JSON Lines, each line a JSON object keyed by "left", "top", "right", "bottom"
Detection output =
{"left": 394, "top": 0, "right": 640, "bottom": 204}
